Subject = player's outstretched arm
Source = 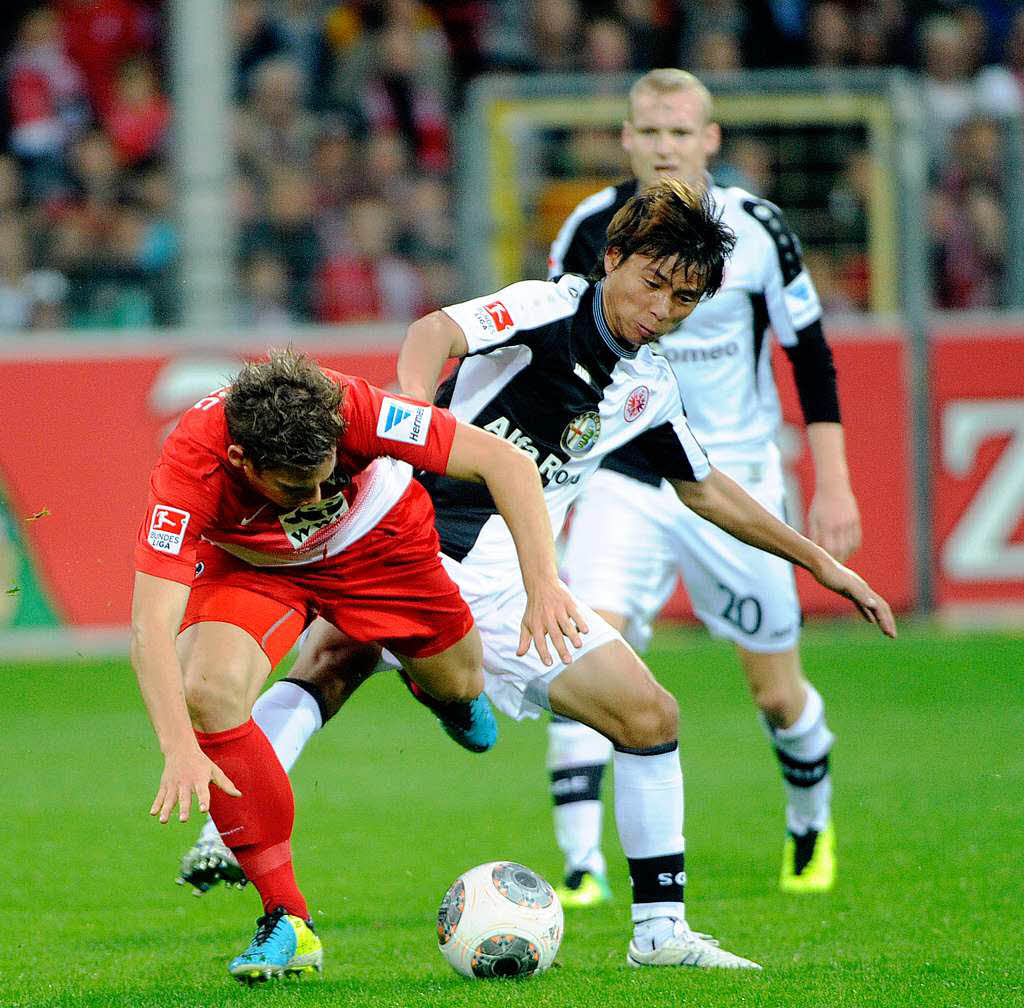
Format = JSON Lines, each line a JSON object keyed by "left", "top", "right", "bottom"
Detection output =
{"left": 672, "top": 468, "right": 896, "bottom": 638}
{"left": 444, "top": 423, "right": 589, "bottom": 666}
{"left": 130, "top": 572, "right": 240, "bottom": 823}
{"left": 806, "top": 421, "right": 862, "bottom": 561}
{"left": 397, "top": 309, "right": 470, "bottom": 402}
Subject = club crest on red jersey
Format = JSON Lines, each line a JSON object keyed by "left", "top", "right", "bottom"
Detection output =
{"left": 148, "top": 505, "right": 190, "bottom": 554}
{"left": 279, "top": 492, "right": 349, "bottom": 549}
{"left": 624, "top": 386, "right": 650, "bottom": 422}
{"left": 560, "top": 411, "right": 601, "bottom": 458}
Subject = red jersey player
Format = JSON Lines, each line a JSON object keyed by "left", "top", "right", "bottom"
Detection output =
{"left": 130, "top": 349, "right": 585, "bottom": 983}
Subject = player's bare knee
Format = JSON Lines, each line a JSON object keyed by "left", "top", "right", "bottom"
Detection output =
{"left": 614, "top": 681, "right": 678, "bottom": 750}
{"left": 752, "top": 680, "right": 802, "bottom": 726}
{"left": 182, "top": 664, "right": 247, "bottom": 728}
{"left": 433, "top": 662, "right": 484, "bottom": 703}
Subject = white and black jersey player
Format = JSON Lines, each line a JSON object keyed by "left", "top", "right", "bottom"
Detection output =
{"left": 546, "top": 68, "right": 865, "bottom": 906}
{"left": 190, "top": 180, "right": 895, "bottom": 972}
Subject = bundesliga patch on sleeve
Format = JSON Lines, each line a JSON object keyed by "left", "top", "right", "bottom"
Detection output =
{"left": 376, "top": 397, "right": 433, "bottom": 446}
{"left": 147, "top": 505, "right": 190, "bottom": 555}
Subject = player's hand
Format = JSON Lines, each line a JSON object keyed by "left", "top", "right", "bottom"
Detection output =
{"left": 151, "top": 744, "right": 241, "bottom": 824}
{"left": 814, "top": 557, "right": 897, "bottom": 639}
{"left": 517, "top": 575, "right": 590, "bottom": 667}
{"left": 807, "top": 484, "right": 862, "bottom": 561}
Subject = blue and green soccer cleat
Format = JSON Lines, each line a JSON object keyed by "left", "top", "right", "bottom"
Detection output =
{"left": 399, "top": 671, "right": 497, "bottom": 753}
{"left": 228, "top": 906, "right": 323, "bottom": 984}
{"left": 780, "top": 819, "right": 836, "bottom": 893}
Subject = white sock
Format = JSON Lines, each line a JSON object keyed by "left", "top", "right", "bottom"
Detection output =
{"left": 613, "top": 746, "right": 687, "bottom": 939}
{"left": 201, "top": 679, "right": 323, "bottom": 843}
{"left": 769, "top": 683, "right": 834, "bottom": 835}
{"left": 612, "top": 747, "right": 684, "bottom": 859}
{"left": 631, "top": 907, "right": 686, "bottom": 949}
{"left": 548, "top": 719, "right": 613, "bottom": 877}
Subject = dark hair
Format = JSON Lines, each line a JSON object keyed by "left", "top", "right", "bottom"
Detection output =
{"left": 224, "top": 348, "right": 345, "bottom": 472}
{"left": 594, "top": 179, "right": 735, "bottom": 298}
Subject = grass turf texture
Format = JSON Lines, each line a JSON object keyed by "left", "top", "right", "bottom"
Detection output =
{"left": 0, "top": 624, "right": 1021, "bottom": 1008}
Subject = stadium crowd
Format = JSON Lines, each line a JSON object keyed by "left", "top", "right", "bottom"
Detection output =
{"left": 0, "top": 0, "right": 1022, "bottom": 330}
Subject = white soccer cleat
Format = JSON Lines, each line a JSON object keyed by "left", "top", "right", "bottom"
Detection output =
{"left": 627, "top": 919, "right": 761, "bottom": 970}
{"left": 176, "top": 837, "right": 248, "bottom": 894}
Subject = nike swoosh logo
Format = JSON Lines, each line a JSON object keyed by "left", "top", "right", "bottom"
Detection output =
{"left": 240, "top": 504, "right": 269, "bottom": 526}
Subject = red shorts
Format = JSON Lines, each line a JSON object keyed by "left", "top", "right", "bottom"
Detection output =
{"left": 179, "top": 481, "right": 474, "bottom": 668}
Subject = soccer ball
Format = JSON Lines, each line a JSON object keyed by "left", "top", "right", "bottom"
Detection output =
{"left": 436, "top": 861, "right": 563, "bottom": 978}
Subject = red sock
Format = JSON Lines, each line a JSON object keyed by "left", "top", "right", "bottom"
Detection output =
{"left": 195, "top": 719, "right": 309, "bottom": 919}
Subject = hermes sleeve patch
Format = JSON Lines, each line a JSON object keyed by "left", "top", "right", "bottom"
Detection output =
{"left": 148, "top": 506, "right": 190, "bottom": 554}
{"left": 376, "top": 397, "right": 432, "bottom": 446}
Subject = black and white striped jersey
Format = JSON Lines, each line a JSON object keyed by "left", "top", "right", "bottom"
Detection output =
{"left": 421, "top": 274, "right": 711, "bottom": 564}
{"left": 549, "top": 179, "right": 840, "bottom": 485}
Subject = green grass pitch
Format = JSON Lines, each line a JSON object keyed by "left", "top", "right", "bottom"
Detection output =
{"left": 0, "top": 624, "right": 1021, "bottom": 1007}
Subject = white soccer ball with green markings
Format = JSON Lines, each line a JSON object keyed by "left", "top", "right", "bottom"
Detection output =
{"left": 436, "top": 861, "right": 563, "bottom": 978}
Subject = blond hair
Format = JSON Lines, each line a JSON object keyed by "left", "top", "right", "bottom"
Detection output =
{"left": 628, "top": 68, "right": 714, "bottom": 124}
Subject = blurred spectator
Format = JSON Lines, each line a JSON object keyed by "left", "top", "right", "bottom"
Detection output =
{"left": 806, "top": 2, "right": 856, "bottom": 70}
{"left": 238, "top": 251, "right": 297, "bottom": 327}
{"left": 679, "top": 0, "right": 748, "bottom": 67}
{"left": 361, "top": 127, "right": 415, "bottom": 205}
{"left": 975, "top": 8, "right": 1024, "bottom": 116}
{"left": 692, "top": 29, "right": 742, "bottom": 75}
{"left": 239, "top": 165, "right": 321, "bottom": 318}
{"left": 316, "top": 194, "right": 425, "bottom": 323}
{"left": 930, "top": 182, "right": 1006, "bottom": 309}
{"left": 131, "top": 163, "right": 179, "bottom": 323}
{"left": 360, "top": 22, "right": 451, "bottom": 173}
{"left": 5, "top": 5, "right": 89, "bottom": 198}
{"left": 395, "top": 176, "right": 454, "bottom": 262}
{"left": 235, "top": 57, "right": 318, "bottom": 182}
{"left": 233, "top": 0, "right": 291, "bottom": 100}
{"left": 919, "top": 15, "right": 978, "bottom": 175}
{"left": 310, "top": 123, "right": 361, "bottom": 253}
{"left": 0, "top": 219, "right": 34, "bottom": 328}
{"left": 528, "top": 0, "right": 583, "bottom": 72}
{"left": 0, "top": 155, "right": 26, "bottom": 216}
{"left": 104, "top": 56, "right": 170, "bottom": 166}
{"left": 68, "top": 128, "right": 121, "bottom": 208}
{"left": 827, "top": 146, "right": 873, "bottom": 246}
{"left": 943, "top": 116, "right": 1005, "bottom": 196}
{"left": 613, "top": 0, "right": 678, "bottom": 69}
{"left": 953, "top": 3, "right": 990, "bottom": 76}
{"left": 583, "top": 18, "right": 634, "bottom": 74}
{"left": 930, "top": 114, "right": 1008, "bottom": 309}
{"left": 59, "top": 0, "right": 158, "bottom": 120}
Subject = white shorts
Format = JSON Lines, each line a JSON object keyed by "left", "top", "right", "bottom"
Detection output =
{"left": 440, "top": 553, "right": 624, "bottom": 721}
{"left": 562, "top": 447, "right": 801, "bottom": 654}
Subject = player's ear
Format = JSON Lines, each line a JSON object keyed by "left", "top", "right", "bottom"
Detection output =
{"left": 227, "top": 444, "right": 246, "bottom": 469}
{"left": 604, "top": 248, "right": 622, "bottom": 273}
{"left": 703, "top": 120, "right": 721, "bottom": 159}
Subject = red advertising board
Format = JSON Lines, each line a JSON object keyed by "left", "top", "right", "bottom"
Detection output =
{"left": 931, "top": 324, "right": 1024, "bottom": 610}
{"left": 661, "top": 327, "right": 915, "bottom": 619}
{"left": 0, "top": 328, "right": 920, "bottom": 629}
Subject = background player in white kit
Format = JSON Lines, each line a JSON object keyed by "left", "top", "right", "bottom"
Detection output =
{"left": 545, "top": 69, "right": 862, "bottom": 905}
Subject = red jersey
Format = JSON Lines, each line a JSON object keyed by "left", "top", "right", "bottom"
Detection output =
{"left": 134, "top": 370, "right": 458, "bottom": 584}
